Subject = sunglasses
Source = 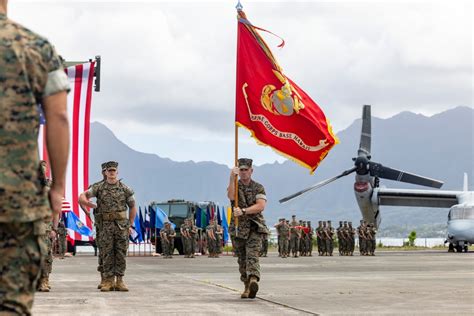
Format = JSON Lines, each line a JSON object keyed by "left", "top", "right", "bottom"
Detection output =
{"left": 107, "top": 169, "right": 117, "bottom": 172}
{"left": 239, "top": 168, "right": 249, "bottom": 171}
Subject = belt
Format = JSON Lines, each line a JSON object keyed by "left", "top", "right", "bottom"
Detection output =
{"left": 102, "top": 211, "right": 127, "bottom": 221}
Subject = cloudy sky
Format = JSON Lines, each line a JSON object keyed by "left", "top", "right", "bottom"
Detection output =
{"left": 11, "top": 0, "right": 472, "bottom": 166}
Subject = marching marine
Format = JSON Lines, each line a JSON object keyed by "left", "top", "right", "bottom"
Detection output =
{"left": 227, "top": 158, "right": 269, "bottom": 299}
{"left": 289, "top": 215, "right": 300, "bottom": 258}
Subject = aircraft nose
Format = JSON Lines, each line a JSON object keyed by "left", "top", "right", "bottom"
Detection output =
{"left": 448, "top": 220, "right": 474, "bottom": 242}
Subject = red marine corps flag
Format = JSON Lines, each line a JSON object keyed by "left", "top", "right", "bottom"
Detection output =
{"left": 235, "top": 6, "right": 338, "bottom": 173}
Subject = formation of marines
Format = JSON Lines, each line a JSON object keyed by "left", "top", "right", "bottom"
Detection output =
{"left": 275, "top": 216, "right": 314, "bottom": 257}
{"left": 336, "top": 221, "right": 356, "bottom": 256}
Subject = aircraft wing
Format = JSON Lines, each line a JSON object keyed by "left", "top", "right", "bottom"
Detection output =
{"left": 374, "top": 188, "right": 461, "bottom": 208}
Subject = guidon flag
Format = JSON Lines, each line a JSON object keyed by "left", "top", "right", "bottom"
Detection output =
{"left": 235, "top": 9, "right": 339, "bottom": 173}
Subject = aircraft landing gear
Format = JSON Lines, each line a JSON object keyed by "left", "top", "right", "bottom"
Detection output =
{"left": 448, "top": 243, "right": 455, "bottom": 252}
{"left": 464, "top": 245, "right": 469, "bottom": 253}
{"left": 456, "top": 245, "right": 464, "bottom": 253}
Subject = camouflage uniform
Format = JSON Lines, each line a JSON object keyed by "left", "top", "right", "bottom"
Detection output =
{"left": 57, "top": 220, "right": 67, "bottom": 258}
{"left": 188, "top": 220, "right": 197, "bottom": 258}
{"left": 279, "top": 220, "right": 290, "bottom": 258}
{"left": 357, "top": 221, "right": 367, "bottom": 255}
{"left": 367, "top": 224, "right": 377, "bottom": 255}
{"left": 37, "top": 164, "right": 53, "bottom": 292}
{"left": 86, "top": 167, "right": 135, "bottom": 282}
{"left": 215, "top": 222, "right": 223, "bottom": 256}
{"left": 348, "top": 222, "right": 356, "bottom": 256}
{"left": 337, "top": 222, "right": 343, "bottom": 255}
{"left": 180, "top": 221, "right": 191, "bottom": 258}
{"left": 307, "top": 221, "right": 313, "bottom": 256}
{"left": 37, "top": 219, "right": 53, "bottom": 291}
{"left": 0, "top": 12, "right": 69, "bottom": 315}
{"left": 289, "top": 218, "right": 300, "bottom": 257}
{"left": 206, "top": 223, "right": 216, "bottom": 257}
{"left": 160, "top": 224, "right": 175, "bottom": 258}
{"left": 316, "top": 221, "right": 324, "bottom": 256}
{"left": 326, "top": 221, "right": 335, "bottom": 256}
{"left": 260, "top": 232, "right": 268, "bottom": 257}
{"left": 229, "top": 180, "right": 268, "bottom": 282}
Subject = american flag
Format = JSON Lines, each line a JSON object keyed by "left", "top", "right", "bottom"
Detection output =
{"left": 38, "top": 62, "right": 96, "bottom": 243}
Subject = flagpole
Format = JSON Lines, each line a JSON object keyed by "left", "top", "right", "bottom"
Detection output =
{"left": 234, "top": 124, "right": 239, "bottom": 237}
{"left": 234, "top": 0, "right": 242, "bottom": 237}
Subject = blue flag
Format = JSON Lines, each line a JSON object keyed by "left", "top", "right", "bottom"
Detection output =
{"left": 149, "top": 206, "right": 156, "bottom": 229}
{"left": 66, "top": 212, "right": 93, "bottom": 237}
{"left": 195, "top": 207, "right": 202, "bottom": 228}
{"left": 154, "top": 206, "right": 176, "bottom": 230}
{"left": 139, "top": 208, "right": 146, "bottom": 241}
{"left": 206, "top": 207, "right": 211, "bottom": 226}
{"left": 130, "top": 209, "right": 143, "bottom": 243}
{"left": 221, "top": 206, "right": 229, "bottom": 243}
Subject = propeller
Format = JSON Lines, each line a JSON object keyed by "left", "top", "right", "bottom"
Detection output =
{"left": 279, "top": 105, "right": 444, "bottom": 204}
{"left": 279, "top": 167, "right": 357, "bottom": 203}
{"left": 368, "top": 162, "right": 443, "bottom": 188}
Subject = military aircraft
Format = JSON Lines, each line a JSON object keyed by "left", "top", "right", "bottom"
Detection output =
{"left": 280, "top": 105, "right": 474, "bottom": 252}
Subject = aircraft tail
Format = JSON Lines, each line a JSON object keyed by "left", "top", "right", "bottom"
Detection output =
{"left": 463, "top": 173, "right": 468, "bottom": 191}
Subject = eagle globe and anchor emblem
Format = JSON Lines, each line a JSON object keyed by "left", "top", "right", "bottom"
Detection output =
{"left": 260, "top": 69, "right": 305, "bottom": 116}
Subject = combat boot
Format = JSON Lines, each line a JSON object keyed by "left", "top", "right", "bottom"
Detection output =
{"left": 98, "top": 274, "right": 106, "bottom": 289}
{"left": 100, "top": 277, "right": 115, "bottom": 292}
{"left": 248, "top": 276, "right": 259, "bottom": 299}
{"left": 37, "top": 278, "right": 50, "bottom": 292}
{"left": 115, "top": 276, "right": 129, "bottom": 292}
{"left": 240, "top": 280, "right": 250, "bottom": 299}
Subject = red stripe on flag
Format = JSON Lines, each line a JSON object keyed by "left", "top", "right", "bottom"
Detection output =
{"left": 84, "top": 62, "right": 95, "bottom": 240}
{"left": 72, "top": 64, "right": 83, "bottom": 242}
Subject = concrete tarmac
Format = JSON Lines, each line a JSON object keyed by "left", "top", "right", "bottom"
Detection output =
{"left": 33, "top": 251, "right": 474, "bottom": 315}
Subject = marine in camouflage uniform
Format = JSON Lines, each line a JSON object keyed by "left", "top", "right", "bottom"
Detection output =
{"left": 180, "top": 219, "right": 191, "bottom": 258}
{"left": 0, "top": 7, "right": 70, "bottom": 314}
{"left": 160, "top": 222, "right": 175, "bottom": 258}
{"left": 188, "top": 218, "right": 197, "bottom": 258}
{"left": 214, "top": 220, "right": 223, "bottom": 257}
{"left": 79, "top": 161, "right": 137, "bottom": 292}
{"left": 367, "top": 223, "right": 377, "bottom": 256}
{"left": 274, "top": 218, "right": 283, "bottom": 257}
{"left": 326, "top": 221, "right": 335, "bottom": 256}
{"left": 357, "top": 220, "right": 367, "bottom": 255}
{"left": 227, "top": 158, "right": 269, "bottom": 299}
{"left": 307, "top": 221, "right": 313, "bottom": 256}
{"left": 206, "top": 220, "right": 217, "bottom": 258}
{"left": 337, "top": 221, "right": 344, "bottom": 256}
{"left": 347, "top": 222, "right": 355, "bottom": 256}
{"left": 36, "top": 161, "right": 54, "bottom": 293}
{"left": 56, "top": 218, "right": 67, "bottom": 259}
{"left": 289, "top": 215, "right": 300, "bottom": 258}
{"left": 316, "top": 221, "right": 324, "bottom": 256}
